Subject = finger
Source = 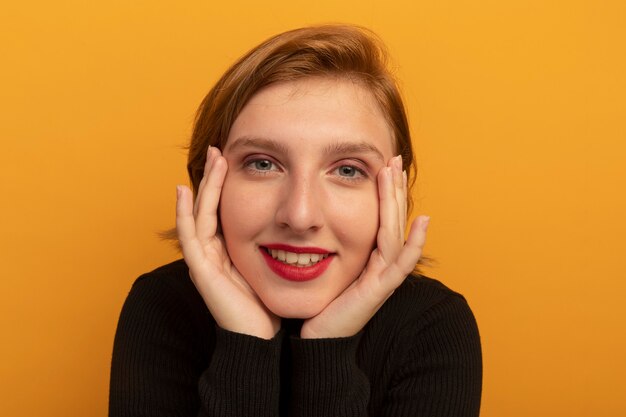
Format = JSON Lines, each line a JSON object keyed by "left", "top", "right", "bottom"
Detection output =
{"left": 176, "top": 185, "right": 207, "bottom": 266}
{"left": 194, "top": 153, "right": 228, "bottom": 239}
{"left": 194, "top": 146, "right": 216, "bottom": 217}
{"left": 377, "top": 165, "right": 401, "bottom": 262}
{"left": 390, "top": 156, "right": 406, "bottom": 238}
{"left": 370, "top": 216, "right": 429, "bottom": 296}
{"left": 395, "top": 215, "right": 429, "bottom": 275}
{"left": 390, "top": 155, "right": 406, "bottom": 237}
{"left": 176, "top": 185, "right": 195, "bottom": 240}
{"left": 401, "top": 170, "right": 408, "bottom": 234}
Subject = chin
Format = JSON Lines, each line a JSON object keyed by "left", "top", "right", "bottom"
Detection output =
{"left": 265, "top": 298, "right": 327, "bottom": 319}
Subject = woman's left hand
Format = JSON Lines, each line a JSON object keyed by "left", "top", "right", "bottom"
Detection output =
{"left": 300, "top": 155, "right": 429, "bottom": 339}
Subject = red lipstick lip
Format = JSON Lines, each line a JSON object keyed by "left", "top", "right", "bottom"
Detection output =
{"left": 261, "top": 243, "right": 331, "bottom": 254}
{"left": 260, "top": 247, "right": 334, "bottom": 282}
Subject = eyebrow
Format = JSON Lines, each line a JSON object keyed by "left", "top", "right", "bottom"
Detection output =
{"left": 225, "top": 136, "right": 290, "bottom": 156}
{"left": 322, "top": 141, "right": 385, "bottom": 163}
{"left": 226, "top": 136, "right": 385, "bottom": 163}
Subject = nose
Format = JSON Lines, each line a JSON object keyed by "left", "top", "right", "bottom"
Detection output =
{"left": 274, "top": 174, "right": 324, "bottom": 234}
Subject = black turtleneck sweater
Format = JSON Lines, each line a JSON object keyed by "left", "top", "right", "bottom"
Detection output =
{"left": 109, "top": 260, "right": 482, "bottom": 416}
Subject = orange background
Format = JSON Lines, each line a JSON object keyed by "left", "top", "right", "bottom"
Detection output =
{"left": 1, "top": 1, "right": 625, "bottom": 415}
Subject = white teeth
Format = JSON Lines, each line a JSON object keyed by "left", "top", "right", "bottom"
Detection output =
{"left": 270, "top": 249, "right": 287, "bottom": 261}
{"left": 285, "top": 252, "right": 298, "bottom": 264}
{"left": 297, "top": 253, "right": 311, "bottom": 265}
{"left": 267, "top": 248, "right": 329, "bottom": 267}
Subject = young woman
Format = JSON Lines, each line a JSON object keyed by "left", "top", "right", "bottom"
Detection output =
{"left": 110, "top": 25, "right": 482, "bottom": 417}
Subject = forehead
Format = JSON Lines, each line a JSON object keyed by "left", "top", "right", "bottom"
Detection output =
{"left": 225, "top": 77, "right": 395, "bottom": 157}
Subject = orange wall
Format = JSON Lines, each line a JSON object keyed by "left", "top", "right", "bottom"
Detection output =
{"left": 1, "top": 1, "right": 625, "bottom": 415}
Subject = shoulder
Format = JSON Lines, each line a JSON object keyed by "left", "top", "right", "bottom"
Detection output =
{"left": 111, "top": 260, "right": 214, "bottom": 414}
{"left": 361, "top": 277, "right": 483, "bottom": 415}
{"left": 118, "top": 259, "right": 211, "bottom": 333}
{"left": 131, "top": 259, "right": 200, "bottom": 303}
{"left": 365, "top": 275, "right": 481, "bottom": 352}
{"left": 382, "top": 275, "right": 475, "bottom": 324}
{"left": 133, "top": 258, "right": 192, "bottom": 291}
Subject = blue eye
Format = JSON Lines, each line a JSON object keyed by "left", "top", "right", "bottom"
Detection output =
{"left": 244, "top": 158, "right": 279, "bottom": 176}
{"left": 338, "top": 165, "right": 358, "bottom": 177}
{"left": 333, "top": 164, "right": 367, "bottom": 181}
{"left": 252, "top": 159, "right": 274, "bottom": 171}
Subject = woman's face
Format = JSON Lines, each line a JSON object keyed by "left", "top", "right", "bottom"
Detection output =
{"left": 219, "top": 77, "right": 395, "bottom": 318}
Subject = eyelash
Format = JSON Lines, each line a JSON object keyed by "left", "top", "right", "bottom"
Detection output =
{"left": 243, "top": 157, "right": 369, "bottom": 182}
{"left": 332, "top": 163, "right": 368, "bottom": 182}
{"left": 243, "top": 157, "right": 280, "bottom": 177}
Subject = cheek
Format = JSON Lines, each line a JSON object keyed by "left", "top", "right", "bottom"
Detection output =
{"left": 219, "top": 176, "right": 272, "bottom": 241}
{"left": 326, "top": 186, "right": 379, "bottom": 251}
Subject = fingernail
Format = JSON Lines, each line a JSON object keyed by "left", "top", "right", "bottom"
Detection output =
{"left": 422, "top": 216, "right": 430, "bottom": 230}
{"left": 394, "top": 155, "right": 402, "bottom": 171}
{"left": 176, "top": 185, "right": 182, "bottom": 198}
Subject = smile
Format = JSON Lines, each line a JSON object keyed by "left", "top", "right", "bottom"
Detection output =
{"left": 260, "top": 244, "right": 334, "bottom": 282}
{"left": 266, "top": 248, "right": 329, "bottom": 267}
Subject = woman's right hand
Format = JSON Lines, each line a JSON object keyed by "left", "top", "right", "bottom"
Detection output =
{"left": 176, "top": 147, "right": 281, "bottom": 339}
